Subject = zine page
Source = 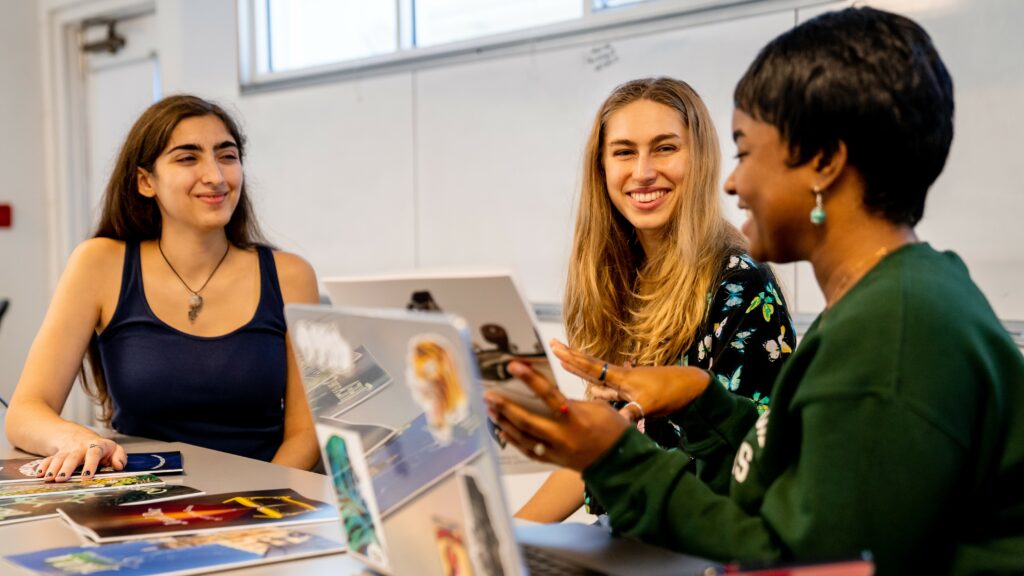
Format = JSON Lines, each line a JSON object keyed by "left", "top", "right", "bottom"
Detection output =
{"left": 57, "top": 488, "right": 337, "bottom": 543}
{"left": 0, "top": 474, "right": 165, "bottom": 501}
{"left": 0, "top": 484, "right": 203, "bottom": 526}
{"left": 5, "top": 527, "right": 344, "bottom": 576}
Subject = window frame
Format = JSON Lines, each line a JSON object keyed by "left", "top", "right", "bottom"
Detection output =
{"left": 238, "top": 0, "right": 777, "bottom": 92}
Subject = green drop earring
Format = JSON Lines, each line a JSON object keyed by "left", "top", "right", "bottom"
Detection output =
{"left": 810, "top": 185, "right": 826, "bottom": 225}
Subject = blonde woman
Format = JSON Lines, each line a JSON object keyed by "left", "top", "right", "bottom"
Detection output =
{"left": 515, "top": 78, "right": 795, "bottom": 522}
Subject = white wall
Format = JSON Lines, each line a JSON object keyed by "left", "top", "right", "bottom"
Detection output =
{"left": 0, "top": 1, "right": 47, "bottom": 403}
{"left": 9, "top": 0, "right": 1020, "bottom": 410}
{"left": 6, "top": 0, "right": 1018, "bottom": 517}
{"left": 146, "top": 0, "right": 1024, "bottom": 321}
{"left": 149, "top": 0, "right": 802, "bottom": 306}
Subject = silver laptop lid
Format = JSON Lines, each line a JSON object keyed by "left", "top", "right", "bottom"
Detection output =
{"left": 323, "top": 272, "right": 563, "bottom": 474}
{"left": 286, "top": 304, "right": 526, "bottom": 575}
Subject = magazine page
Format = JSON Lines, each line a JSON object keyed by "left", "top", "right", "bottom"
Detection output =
{"left": 0, "top": 485, "right": 203, "bottom": 527}
{"left": 58, "top": 488, "right": 338, "bottom": 543}
{"left": 0, "top": 474, "right": 165, "bottom": 501}
{"left": 0, "top": 452, "right": 183, "bottom": 484}
{"left": 5, "top": 527, "right": 344, "bottom": 576}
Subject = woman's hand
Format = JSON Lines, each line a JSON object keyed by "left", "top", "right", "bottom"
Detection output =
{"left": 550, "top": 339, "right": 712, "bottom": 421}
{"left": 37, "top": 433, "right": 126, "bottom": 483}
{"left": 484, "top": 361, "right": 629, "bottom": 472}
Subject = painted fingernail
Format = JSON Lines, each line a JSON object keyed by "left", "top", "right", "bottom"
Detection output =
{"left": 45, "top": 472, "right": 53, "bottom": 478}
{"left": 57, "top": 472, "right": 65, "bottom": 478}
{"left": 83, "top": 470, "right": 92, "bottom": 477}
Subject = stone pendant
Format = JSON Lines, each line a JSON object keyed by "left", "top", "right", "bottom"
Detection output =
{"left": 188, "top": 293, "right": 204, "bottom": 323}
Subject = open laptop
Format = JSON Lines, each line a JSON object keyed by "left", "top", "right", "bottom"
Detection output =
{"left": 286, "top": 303, "right": 720, "bottom": 576}
{"left": 323, "top": 271, "right": 568, "bottom": 473}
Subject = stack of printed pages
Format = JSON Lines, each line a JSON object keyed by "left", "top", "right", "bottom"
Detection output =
{"left": 0, "top": 452, "right": 344, "bottom": 575}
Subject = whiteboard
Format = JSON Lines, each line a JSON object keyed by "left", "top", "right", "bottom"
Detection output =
{"left": 867, "top": 0, "right": 1024, "bottom": 320}
{"left": 414, "top": 8, "right": 797, "bottom": 304}
{"left": 232, "top": 0, "right": 1024, "bottom": 321}
{"left": 241, "top": 73, "right": 419, "bottom": 278}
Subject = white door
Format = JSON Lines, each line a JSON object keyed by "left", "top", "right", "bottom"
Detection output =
{"left": 60, "top": 9, "right": 161, "bottom": 427}
{"left": 81, "top": 12, "right": 161, "bottom": 232}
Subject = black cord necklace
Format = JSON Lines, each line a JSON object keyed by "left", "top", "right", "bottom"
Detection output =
{"left": 157, "top": 240, "right": 231, "bottom": 323}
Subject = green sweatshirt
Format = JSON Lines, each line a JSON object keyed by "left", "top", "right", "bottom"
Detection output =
{"left": 583, "top": 243, "right": 1024, "bottom": 575}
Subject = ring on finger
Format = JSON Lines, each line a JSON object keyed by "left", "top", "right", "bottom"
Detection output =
{"left": 624, "top": 400, "right": 645, "bottom": 421}
{"left": 598, "top": 363, "right": 608, "bottom": 382}
{"left": 532, "top": 442, "right": 547, "bottom": 457}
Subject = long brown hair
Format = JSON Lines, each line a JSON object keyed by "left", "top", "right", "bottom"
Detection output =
{"left": 565, "top": 78, "right": 745, "bottom": 371}
{"left": 84, "top": 94, "right": 268, "bottom": 423}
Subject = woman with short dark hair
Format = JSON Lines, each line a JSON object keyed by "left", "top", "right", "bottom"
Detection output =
{"left": 487, "top": 7, "right": 1024, "bottom": 574}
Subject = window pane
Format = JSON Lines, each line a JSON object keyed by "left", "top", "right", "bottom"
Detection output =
{"left": 415, "top": 0, "right": 583, "bottom": 48}
{"left": 268, "top": 0, "right": 397, "bottom": 72}
{"left": 592, "top": 0, "right": 655, "bottom": 10}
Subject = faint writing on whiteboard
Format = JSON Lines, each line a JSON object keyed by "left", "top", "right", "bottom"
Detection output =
{"left": 588, "top": 44, "right": 619, "bottom": 71}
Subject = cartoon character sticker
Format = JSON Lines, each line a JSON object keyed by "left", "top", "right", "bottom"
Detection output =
{"left": 406, "top": 335, "right": 469, "bottom": 445}
{"left": 434, "top": 517, "right": 475, "bottom": 576}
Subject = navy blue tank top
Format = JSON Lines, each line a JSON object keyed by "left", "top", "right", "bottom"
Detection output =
{"left": 97, "top": 241, "right": 287, "bottom": 461}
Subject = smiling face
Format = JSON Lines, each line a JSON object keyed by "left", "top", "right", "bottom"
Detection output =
{"left": 602, "top": 99, "right": 690, "bottom": 249}
{"left": 724, "top": 109, "right": 821, "bottom": 263}
{"left": 137, "top": 114, "right": 243, "bottom": 233}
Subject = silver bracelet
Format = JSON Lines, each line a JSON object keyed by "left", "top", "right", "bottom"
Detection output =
{"left": 623, "top": 401, "right": 645, "bottom": 420}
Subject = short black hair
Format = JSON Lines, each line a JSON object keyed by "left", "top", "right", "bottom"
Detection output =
{"left": 734, "top": 7, "right": 954, "bottom": 226}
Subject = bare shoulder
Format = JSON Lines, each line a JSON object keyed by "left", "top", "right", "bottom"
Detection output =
{"left": 54, "top": 238, "right": 126, "bottom": 319}
{"left": 66, "top": 238, "right": 125, "bottom": 279}
{"left": 272, "top": 250, "right": 319, "bottom": 304}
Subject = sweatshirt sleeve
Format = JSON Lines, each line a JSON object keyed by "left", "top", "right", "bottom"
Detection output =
{"left": 582, "top": 427, "right": 784, "bottom": 562}
{"left": 676, "top": 375, "right": 760, "bottom": 493}
{"left": 583, "top": 395, "right": 966, "bottom": 570}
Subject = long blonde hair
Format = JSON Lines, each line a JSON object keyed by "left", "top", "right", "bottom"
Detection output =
{"left": 565, "top": 77, "right": 746, "bottom": 368}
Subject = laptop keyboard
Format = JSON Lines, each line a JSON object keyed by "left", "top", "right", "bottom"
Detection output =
{"left": 521, "top": 544, "right": 606, "bottom": 575}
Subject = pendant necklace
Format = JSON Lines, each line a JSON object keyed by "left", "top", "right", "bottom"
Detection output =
{"left": 826, "top": 246, "right": 892, "bottom": 310}
{"left": 157, "top": 240, "right": 231, "bottom": 323}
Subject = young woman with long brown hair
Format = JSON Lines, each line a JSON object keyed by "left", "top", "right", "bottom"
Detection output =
{"left": 516, "top": 77, "right": 795, "bottom": 522}
{"left": 6, "top": 95, "right": 320, "bottom": 479}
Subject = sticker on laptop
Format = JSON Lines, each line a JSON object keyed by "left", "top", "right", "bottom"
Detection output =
{"left": 406, "top": 334, "right": 469, "bottom": 446}
{"left": 433, "top": 517, "right": 475, "bottom": 576}
{"left": 317, "top": 424, "right": 390, "bottom": 573}
{"left": 457, "top": 469, "right": 508, "bottom": 576}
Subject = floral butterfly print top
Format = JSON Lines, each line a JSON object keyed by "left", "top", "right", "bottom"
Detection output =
{"left": 585, "top": 253, "right": 796, "bottom": 515}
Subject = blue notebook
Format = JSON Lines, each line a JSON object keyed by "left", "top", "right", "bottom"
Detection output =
{"left": 0, "top": 452, "right": 184, "bottom": 484}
